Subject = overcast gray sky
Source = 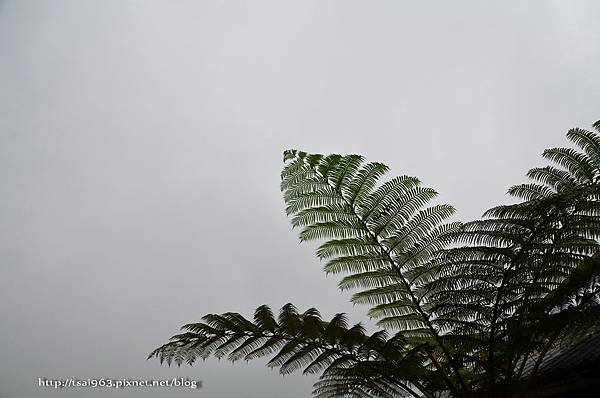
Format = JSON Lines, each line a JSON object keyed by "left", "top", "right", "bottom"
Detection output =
{"left": 1, "top": 1, "right": 599, "bottom": 397}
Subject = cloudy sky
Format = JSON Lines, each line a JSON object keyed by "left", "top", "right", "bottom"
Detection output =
{"left": 1, "top": 1, "right": 599, "bottom": 397}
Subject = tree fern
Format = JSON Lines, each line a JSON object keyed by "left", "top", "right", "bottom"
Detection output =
{"left": 438, "top": 121, "right": 600, "bottom": 395}
{"left": 150, "top": 120, "right": 600, "bottom": 398}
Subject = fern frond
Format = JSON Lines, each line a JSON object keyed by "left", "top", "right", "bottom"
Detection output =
{"left": 150, "top": 304, "right": 428, "bottom": 397}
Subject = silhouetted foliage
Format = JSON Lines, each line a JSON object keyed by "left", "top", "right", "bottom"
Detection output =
{"left": 150, "top": 121, "right": 600, "bottom": 398}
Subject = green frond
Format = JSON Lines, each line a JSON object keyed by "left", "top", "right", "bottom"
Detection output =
{"left": 347, "top": 162, "right": 391, "bottom": 206}
{"left": 338, "top": 269, "right": 402, "bottom": 291}
{"left": 282, "top": 150, "right": 458, "bottom": 329}
{"left": 324, "top": 254, "right": 390, "bottom": 275}
{"left": 369, "top": 187, "right": 440, "bottom": 238}
{"left": 542, "top": 146, "right": 594, "bottom": 183}
{"left": 316, "top": 237, "right": 383, "bottom": 260}
{"left": 525, "top": 166, "right": 577, "bottom": 191}
{"left": 376, "top": 314, "right": 428, "bottom": 331}
{"left": 357, "top": 176, "right": 421, "bottom": 217}
{"left": 351, "top": 285, "right": 411, "bottom": 306}
{"left": 507, "top": 183, "right": 554, "bottom": 200}
{"left": 566, "top": 127, "right": 600, "bottom": 170}
{"left": 150, "top": 304, "right": 425, "bottom": 397}
{"left": 253, "top": 304, "right": 277, "bottom": 332}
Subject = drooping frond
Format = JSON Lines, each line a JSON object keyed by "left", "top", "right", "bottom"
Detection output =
{"left": 149, "top": 304, "right": 430, "bottom": 398}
